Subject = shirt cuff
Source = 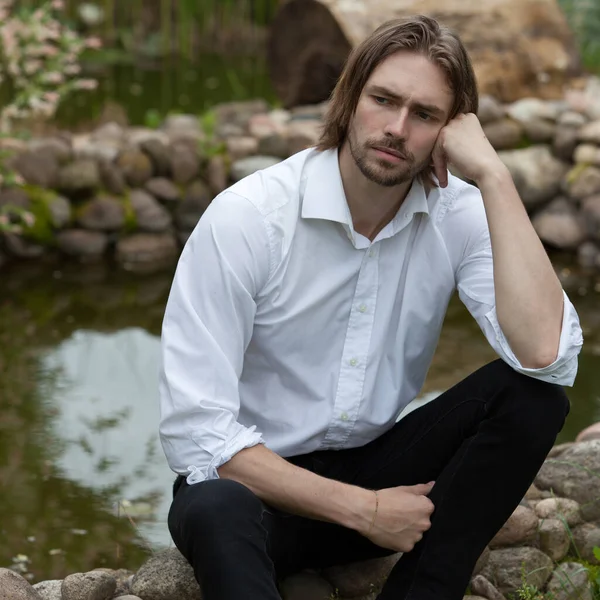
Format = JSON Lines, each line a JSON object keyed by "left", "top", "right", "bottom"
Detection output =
{"left": 484, "top": 290, "right": 583, "bottom": 387}
{"left": 186, "top": 425, "right": 265, "bottom": 484}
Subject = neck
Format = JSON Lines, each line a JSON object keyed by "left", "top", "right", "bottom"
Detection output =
{"left": 338, "top": 143, "right": 413, "bottom": 241}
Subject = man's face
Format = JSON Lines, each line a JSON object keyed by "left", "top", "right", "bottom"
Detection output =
{"left": 346, "top": 51, "right": 454, "bottom": 187}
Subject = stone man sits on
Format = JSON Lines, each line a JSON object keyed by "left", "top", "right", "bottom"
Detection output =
{"left": 158, "top": 14, "right": 583, "bottom": 600}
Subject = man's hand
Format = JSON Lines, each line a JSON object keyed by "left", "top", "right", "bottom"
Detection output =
{"left": 431, "top": 113, "right": 505, "bottom": 188}
{"left": 361, "top": 483, "right": 435, "bottom": 552}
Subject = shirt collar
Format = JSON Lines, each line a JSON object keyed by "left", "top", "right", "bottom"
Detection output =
{"left": 301, "top": 148, "right": 430, "bottom": 237}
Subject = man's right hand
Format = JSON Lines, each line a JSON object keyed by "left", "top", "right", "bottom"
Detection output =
{"left": 360, "top": 483, "right": 435, "bottom": 552}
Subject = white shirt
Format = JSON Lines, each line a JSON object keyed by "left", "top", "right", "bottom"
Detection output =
{"left": 158, "top": 148, "right": 583, "bottom": 484}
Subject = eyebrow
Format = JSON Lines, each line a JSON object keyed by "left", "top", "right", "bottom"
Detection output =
{"left": 366, "top": 84, "right": 447, "bottom": 118}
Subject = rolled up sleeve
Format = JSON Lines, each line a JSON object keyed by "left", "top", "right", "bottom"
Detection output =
{"left": 159, "top": 191, "right": 272, "bottom": 483}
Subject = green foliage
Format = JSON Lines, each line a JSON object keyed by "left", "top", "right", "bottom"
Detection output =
{"left": 143, "top": 108, "right": 162, "bottom": 130}
{"left": 20, "top": 184, "right": 58, "bottom": 244}
{"left": 558, "top": 0, "right": 600, "bottom": 71}
{"left": 198, "top": 109, "right": 226, "bottom": 159}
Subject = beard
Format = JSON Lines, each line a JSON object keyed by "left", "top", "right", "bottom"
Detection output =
{"left": 348, "top": 128, "right": 430, "bottom": 188}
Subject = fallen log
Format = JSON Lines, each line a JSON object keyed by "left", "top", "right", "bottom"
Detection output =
{"left": 267, "top": 0, "right": 582, "bottom": 108}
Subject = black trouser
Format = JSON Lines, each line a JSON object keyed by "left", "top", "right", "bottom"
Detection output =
{"left": 168, "top": 360, "right": 570, "bottom": 600}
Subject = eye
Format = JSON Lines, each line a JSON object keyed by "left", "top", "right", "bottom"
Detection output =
{"left": 417, "top": 111, "right": 432, "bottom": 121}
{"left": 373, "top": 96, "right": 389, "bottom": 105}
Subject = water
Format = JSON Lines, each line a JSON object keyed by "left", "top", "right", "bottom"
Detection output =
{"left": 1, "top": 258, "right": 599, "bottom": 583}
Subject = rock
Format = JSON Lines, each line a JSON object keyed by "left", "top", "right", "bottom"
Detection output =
{"left": 206, "top": 155, "right": 229, "bottom": 195}
{"left": 507, "top": 98, "right": 562, "bottom": 123}
{"left": 473, "top": 546, "right": 491, "bottom": 577}
{"left": 58, "top": 159, "right": 101, "bottom": 194}
{"left": 0, "top": 186, "right": 31, "bottom": 209}
{"left": 170, "top": 142, "right": 201, "bottom": 185}
{"left": 91, "top": 568, "right": 133, "bottom": 597}
{"left": 115, "top": 233, "right": 179, "bottom": 272}
{"left": 28, "top": 137, "right": 73, "bottom": 164}
{"left": 558, "top": 111, "right": 588, "bottom": 128}
{"left": 78, "top": 195, "right": 126, "bottom": 231}
{"left": 546, "top": 562, "right": 592, "bottom": 600}
{"left": 522, "top": 119, "right": 557, "bottom": 144}
{"left": 92, "top": 122, "right": 125, "bottom": 145}
{"left": 576, "top": 422, "right": 600, "bottom": 442}
{"left": 579, "top": 120, "right": 600, "bottom": 145}
{"left": 226, "top": 136, "right": 259, "bottom": 161}
{"left": 116, "top": 149, "right": 154, "bottom": 188}
{"left": 571, "top": 523, "right": 600, "bottom": 564}
{"left": 531, "top": 202, "right": 587, "bottom": 250}
{"left": 130, "top": 548, "right": 201, "bottom": 600}
{"left": 538, "top": 518, "right": 570, "bottom": 562}
{"left": 477, "top": 96, "right": 505, "bottom": 125}
{"left": 499, "top": 146, "right": 569, "bottom": 209}
{"left": 32, "top": 580, "right": 62, "bottom": 600}
{"left": 175, "top": 180, "right": 213, "bottom": 230}
{"left": 12, "top": 149, "right": 60, "bottom": 188}
{"left": 248, "top": 113, "right": 286, "bottom": 139}
{"left": 231, "top": 156, "right": 281, "bottom": 182}
{"left": 482, "top": 119, "right": 523, "bottom": 150}
{"left": 111, "top": 597, "right": 141, "bottom": 600}
{"left": 581, "top": 195, "right": 600, "bottom": 240}
{"left": 130, "top": 189, "right": 172, "bottom": 232}
{"left": 548, "top": 443, "right": 576, "bottom": 458}
{"left": 567, "top": 166, "right": 600, "bottom": 200}
{"left": 56, "top": 229, "right": 108, "bottom": 258}
{"left": 490, "top": 505, "right": 539, "bottom": 548}
{"left": 535, "top": 440, "right": 600, "bottom": 521}
{"left": 162, "top": 115, "right": 202, "bottom": 143}
{"left": 280, "top": 571, "right": 334, "bottom": 600}
{"left": 47, "top": 194, "right": 72, "bottom": 229}
{"left": 3, "top": 233, "right": 45, "bottom": 258}
{"left": 98, "top": 159, "right": 127, "bottom": 195}
{"left": 470, "top": 575, "right": 505, "bottom": 600}
{"left": 578, "top": 241, "right": 600, "bottom": 269}
{"left": 268, "top": 0, "right": 580, "bottom": 108}
{"left": 73, "top": 135, "right": 121, "bottom": 162}
{"left": 534, "top": 498, "right": 582, "bottom": 526}
{"left": 127, "top": 128, "right": 170, "bottom": 148}
{"left": 553, "top": 126, "right": 580, "bottom": 162}
{"left": 566, "top": 77, "right": 600, "bottom": 120}
{"left": 258, "top": 133, "right": 290, "bottom": 158}
{"left": 61, "top": 571, "right": 116, "bottom": 600}
{"left": 145, "top": 178, "right": 180, "bottom": 203}
{"left": 213, "top": 99, "right": 270, "bottom": 133}
{"left": 140, "top": 139, "right": 172, "bottom": 177}
{"left": 322, "top": 554, "right": 401, "bottom": 597}
{"left": 482, "top": 548, "right": 553, "bottom": 596}
{"left": 525, "top": 484, "right": 544, "bottom": 500}
{"left": 287, "top": 119, "right": 323, "bottom": 155}
{"left": 0, "top": 568, "right": 42, "bottom": 599}
{"left": 574, "top": 144, "right": 600, "bottom": 166}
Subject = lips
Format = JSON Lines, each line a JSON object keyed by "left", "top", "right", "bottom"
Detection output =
{"left": 372, "top": 146, "right": 407, "bottom": 160}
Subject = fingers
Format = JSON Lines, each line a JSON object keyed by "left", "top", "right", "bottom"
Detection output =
{"left": 404, "top": 482, "right": 435, "bottom": 495}
{"left": 431, "top": 138, "right": 448, "bottom": 188}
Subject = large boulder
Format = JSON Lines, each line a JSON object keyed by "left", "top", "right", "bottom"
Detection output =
{"left": 0, "top": 568, "right": 42, "bottom": 599}
{"left": 267, "top": 0, "right": 581, "bottom": 108}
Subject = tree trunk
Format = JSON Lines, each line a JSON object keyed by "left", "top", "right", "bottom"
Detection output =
{"left": 267, "top": 0, "right": 581, "bottom": 109}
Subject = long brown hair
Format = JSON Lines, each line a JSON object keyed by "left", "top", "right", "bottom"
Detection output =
{"left": 317, "top": 14, "right": 479, "bottom": 179}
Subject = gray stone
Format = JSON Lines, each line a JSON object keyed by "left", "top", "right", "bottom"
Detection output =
{"left": 576, "top": 422, "right": 600, "bottom": 442}
{"left": 58, "top": 159, "right": 101, "bottom": 194}
{"left": 140, "top": 139, "right": 171, "bottom": 176}
{"left": 33, "top": 580, "right": 62, "bottom": 600}
{"left": 112, "top": 597, "right": 141, "bottom": 600}
{"left": 130, "top": 189, "right": 172, "bottom": 232}
{"left": 3, "top": 233, "right": 45, "bottom": 258}
{"left": 206, "top": 155, "right": 228, "bottom": 195}
{"left": 0, "top": 568, "right": 42, "bottom": 599}
{"left": 473, "top": 546, "right": 491, "bottom": 577}
{"left": 578, "top": 120, "right": 600, "bottom": 144}
{"left": 534, "top": 498, "right": 582, "bottom": 526}
{"left": 213, "top": 99, "right": 270, "bottom": 133}
{"left": 62, "top": 571, "right": 116, "bottom": 600}
{"left": 145, "top": 178, "right": 180, "bottom": 203}
{"left": 226, "top": 136, "right": 259, "bottom": 161}
{"left": 98, "top": 159, "right": 127, "bottom": 195}
{"left": 48, "top": 195, "right": 72, "bottom": 229}
{"left": 57, "top": 229, "right": 109, "bottom": 258}
{"left": 507, "top": 97, "right": 561, "bottom": 123}
{"left": 163, "top": 114, "right": 201, "bottom": 136}
{"left": 538, "top": 518, "right": 570, "bottom": 562}
{"left": 248, "top": 113, "right": 286, "bottom": 139}
{"left": 322, "top": 554, "right": 401, "bottom": 597}
{"left": 535, "top": 440, "right": 600, "bottom": 520}
{"left": 78, "top": 195, "right": 126, "bottom": 231}
{"left": 0, "top": 186, "right": 31, "bottom": 210}
{"left": 498, "top": 146, "right": 569, "bottom": 208}
{"left": 558, "top": 111, "right": 587, "bottom": 128}
{"left": 546, "top": 562, "right": 592, "bottom": 600}
{"left": 115, "top": 233, "right": 179, "bottom": 272}
{"left": 574, "top": 144, "right": 600, "bottom": 165}
{"left": 12, "top": 149, "right": 60, "bottom": 188}
{"left": 130, "top": 548, "right": 201, "bottom": 600}
{"left": 116, "top": 149, "right": 154, "bottom": 188}
{"left": 523, "top": 119, "right": 556, "bottom": 143}
{"left": 568, "top": 166, "right": 600, "bottom": 200}
{"left": 470, "top": 574, "right": 505, "bottom": 600}
{"left": 92, "top": 122, "right": 125, "bottom": 145}
{"left": 480, "top": 547, "right": 553, "bottom": 596}
{"left": 286, "top": 119, "right": 322, "bottom": 155}
{"left": 553, "top": 126, "right": 579, "bottom": 162}
{"left": 477, "top": 95, "right": 505, "bottom": 125}
{"left": 578, "top": 241, "right": 600, "bottom": 269}
{"left": 230, "top": 156, "right": 281, "bottom": 182}
{"left": 127, "top": 128, "right": 170, "bottom": 148}
{"left": 483, "top": 119, "right": 523, "bottom": 150}
{"left": 571, "top": 523, "right": 600, "bottom": 564}
{"left": 532, "top": 204, "right": 587, "bottom": 250}
{"left": 279, "top": 571, "right": 333, "bottom": 600}
{"left": 170, "top": 142, "right": 200, "bottom": 185}
{"left": 581, "top": 195, "right": 600, "bottom": 240}
{"left": 490, "top": 505, "right": 538, "bottom": 548}
{"left": 91, "top": 568, "right": 133, "bottom": 597}
{"left": 29, "top": 137, "right": 73, "bottom": 164}
{"left": 176, "top": 180, "right": 213, "bottom": 230}
{"left": 258, "top": 133, "right": 290, "bottom": 158}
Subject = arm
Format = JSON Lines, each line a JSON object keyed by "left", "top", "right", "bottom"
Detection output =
{"left": 433, "top": 113, "right": 577, "bottom": 369}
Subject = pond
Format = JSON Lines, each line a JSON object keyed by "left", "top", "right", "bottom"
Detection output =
{"left": 1, "top": 257, "right": 599, "bottom": 583}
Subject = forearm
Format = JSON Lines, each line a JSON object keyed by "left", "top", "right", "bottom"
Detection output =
{"left": 218, "top": 444, "right": 373, "bottom": 532}
{"left": 477, "top": 166, "right": 564, "bottom": 368}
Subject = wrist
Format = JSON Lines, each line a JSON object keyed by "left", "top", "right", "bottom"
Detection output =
{"left": 474, "top": 162, "right": 512, "bottom": 190}
{"left": 334, "top": 485, "right": 377, "bottom": 534}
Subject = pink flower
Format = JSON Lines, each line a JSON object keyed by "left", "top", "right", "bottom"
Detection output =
{"left": 74, "top": 79, "right": 98, "bottom": 90}
{"left": 85, "top": 37, "right": 102, "bottom": 49}
{"left": 21, "top": 212, "right": 36, "bottom": 227}
{"left": 51, "top": 0, "right": 64, "bottom": 10}
{"left": 42, "top": 71, "right": 64, "bottom": 84}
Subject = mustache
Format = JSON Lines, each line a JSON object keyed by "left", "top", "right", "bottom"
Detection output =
{"left": 368, "top": 138, "right": 414, "bottom": 161}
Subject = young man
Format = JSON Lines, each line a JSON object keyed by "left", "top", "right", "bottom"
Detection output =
{"left": 159, "top": 15, "right": 583, "bottom": 600}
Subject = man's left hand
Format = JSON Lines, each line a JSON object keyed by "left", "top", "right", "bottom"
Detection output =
{"left": 431, "top": 113, "right": 504, "bottom": 188}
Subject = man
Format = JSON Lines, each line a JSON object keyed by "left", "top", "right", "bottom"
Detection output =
{"left": 159, "top": 15, "right": 583, "bottom": 600}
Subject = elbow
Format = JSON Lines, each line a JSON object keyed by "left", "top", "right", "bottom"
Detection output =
{"left": 519, "top": 349, "right": 558, "bottom": 370}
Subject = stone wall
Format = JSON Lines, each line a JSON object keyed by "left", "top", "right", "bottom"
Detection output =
{"left": 2, "top": 76, "right": 600, "bottom": 274}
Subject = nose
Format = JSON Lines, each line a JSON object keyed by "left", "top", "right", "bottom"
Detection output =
{"left": 384, "top": 107, "right": 410, "bottom": 139}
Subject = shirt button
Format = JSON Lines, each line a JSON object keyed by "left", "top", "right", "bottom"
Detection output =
{"left": 358, "top": 304, "right": 367, "bottom": 313}
{"left": 349, "top": 358, "right": 358, "bottom": 367}
{"left": 341, "top": 412, "right": 349, "bottom": 421}
{"left": 368, "top": 250, "right": 375, "bottom": 257}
